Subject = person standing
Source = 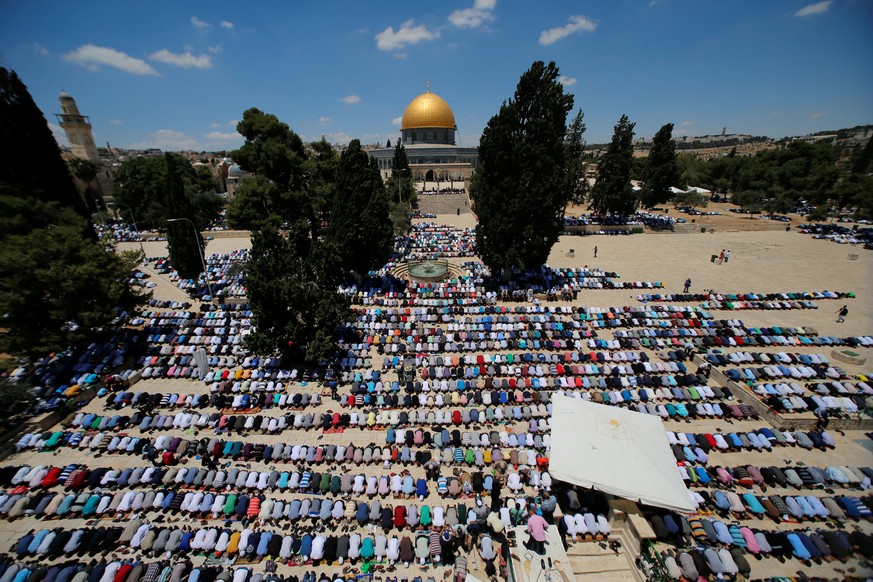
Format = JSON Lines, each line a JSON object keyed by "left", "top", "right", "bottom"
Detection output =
{"left": 594, "top": 245, "right": 598, "bottom": 258}
{"left": 683, "top": 278, "right": 691, "bottom": 293}
{"left": 524, "top": 506, "right": 549, "bottom": 555}
{"left": 836, "top": 305, "right": 848, "bottom": 323}
{"left": 718, "top": 249, "right": 725, "bottom": 263}
{"left": 724, "top": 249, "right": 731, "bottom": 263}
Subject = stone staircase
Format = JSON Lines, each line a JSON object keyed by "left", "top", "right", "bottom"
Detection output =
{"left": 416, "top": 193, "right": 471, "bottom": 215}
{"left": 563, "top": 500, "right": 658, "bottom": 582}
{"left": 565, "top": 526, "right": 641, "bottom": 582}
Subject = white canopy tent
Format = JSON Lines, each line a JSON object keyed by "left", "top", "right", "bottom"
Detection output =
{"left": 549, "top": 394, "right": 696, "bottom": 513}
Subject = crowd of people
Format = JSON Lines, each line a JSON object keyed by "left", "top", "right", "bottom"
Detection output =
{"left": 1, "top": 215, "right": 871, "bottom": 582}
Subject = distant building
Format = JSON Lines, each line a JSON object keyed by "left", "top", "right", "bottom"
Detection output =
{"left": 56, "top": 91, "right": 100, "bottom": 162}
{"left": 368, "top": 84, "right": 478, "bottom": 188}
{"left": 225, "top": 161, "right": 247, "bottom": 199}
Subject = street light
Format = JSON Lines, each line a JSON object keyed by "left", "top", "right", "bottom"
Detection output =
{"left": 396, "top": 168, "right": 410, "bottom": 204}
{"left": 166, "top": 217, "right": 215, "bottom": 301}
{"left": 109, "top": 202, "right": 145, "bottom": 256}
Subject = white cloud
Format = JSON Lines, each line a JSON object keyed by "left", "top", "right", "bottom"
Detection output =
{"left": 794, "top": 1, "right": 832, "bottom": 17}
{"left": 681, "top": 120, "right": 696, "bottom": 126}
{"left": 448, "top": 0, "right": 497, "bottom": 28}
{"left": 558, "top": 75, "right": 577, "bottom": 86}
{"left": 220, "top": 20, "right": 234, "bottom": 29}
{"left": 324, "top": 132, "right": 355, "bottom": 145}
{"left": 392, "top": 116, "right": 403, "bottom": 126}
{"left": 357, "top": 28, "right": 370, "bottom": 34}
{"left": 48, "top": 122, "right": 68, "bottom": 147}
{"left": 191, "top": 16, "right": 211, "bottom": 29}
{"left": 228, "top": 120, "right": 239, "bottom": 127}
{"left": 206, "top": 131, "right": 242, "bottom": 141}
{"left": 319, "top": 116, "right": 331, "bottom": 126}
{"left": 129, "top": 129, "right": 201, "bottom": 151}
{"left": 208, "top": 45, "right": 222, "bottom": 54}
{"left": 376, "top": 20, "right": 440, "bottom": 51}
{"left": 63, "top": 44, "right": 159, "bottom": 75}
{"left": 339, "top": 95, "right": 361, "bottom": 104}
{"left": 811, "top": 112, "right": 825, "bottom": 119}
{"left": 34, "top": 43, "right": 49, "bottom": 56}
{"left": 149, "top": 49, "right": 212, "bottom": 69}
{"left": 209, "top": 122, "right": 223, "bottom": 129}
{"left": 111, "top": 119, "right": 123, "bottom": 125}
{"left": 539, "top": 15, "right": 597, "bottom": 46}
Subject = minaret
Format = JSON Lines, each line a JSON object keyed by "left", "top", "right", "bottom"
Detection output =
{"left": 56, "top": 91, "right": 99, "bottom": 161}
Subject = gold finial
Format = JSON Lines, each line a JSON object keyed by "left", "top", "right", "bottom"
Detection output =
{"left": 426, "top": 79, "right": 430, "bottom": 92}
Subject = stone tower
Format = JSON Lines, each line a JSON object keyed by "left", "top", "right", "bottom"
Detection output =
{"left": 56, "top": 91, "right": 99, "bottom": 161}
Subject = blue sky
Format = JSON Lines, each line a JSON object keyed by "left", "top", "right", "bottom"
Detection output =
{"left": 2, "top": 0, "right": 871, "bottom": 151}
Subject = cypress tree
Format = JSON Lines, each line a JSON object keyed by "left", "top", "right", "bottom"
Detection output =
{"left": 640, "top": 123, "right": 680, "bottom": 208}
{"left": 0, "top": 67, "right": 88, "bottom": 218}
{"left": 163, "top": 153, "right": 206, "bottom": 280}
{"left": 591, "top": 115, "right": 638, "bottom": 216}
{"left": 473, "top": 61, "right": 575, "bottom": 271}
{"left": 329, "top": 140, "right": 394, "bottom": 277}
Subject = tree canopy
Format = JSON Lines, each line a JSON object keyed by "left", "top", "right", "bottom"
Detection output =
{"left": 675, "top": 138, "right": 871, "bottom": 219}
{"left": 473, "top": 60, "right": 576, "bottom": 271}
{"left": 0, "top": 68, "right": 89, "bottom": 220}
{"left": 113, "top": 153, "right": 223, "bottom": 229}
{"left": 640, "top": 123, "right": 680, "bottom": 208}
{"left": 228, "top": 110, "right": 393, "bottom": 362}
{"left": 328, "top": 140, "right": 394, "bottom": 277}
{"left": 0, "top": 197, "right": 144, "bottom": 356}
{"left": 0, "top": 69, "right": 144, "bottom": 359}
{"left": 590, "top": 114, "right": 637, "bottom": 216}
{"left": 564, "top": 110, "right": 589, "bottom": 205}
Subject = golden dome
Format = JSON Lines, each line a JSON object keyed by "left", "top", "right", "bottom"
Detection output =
{"left": 401, "top": 91, "right": 457, "bottom": 130}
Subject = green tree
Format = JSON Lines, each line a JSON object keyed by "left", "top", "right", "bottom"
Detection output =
{"left": 244, "top": 219, "right": 349, "bottom": 363}
{"left": 564, "top": 110, "right": 589, "bottom": 204}
{"left": 386, "top": 141, "right": 416, "bottom": 208}
{"left": 731, "top": 190, "right": 764, "bottom": 219}
{"left": 0, "top": 195, "right": 144, "bottom": 357}
{"left": 163, "top": 153, "right": 206, "bottom": 279}
{"left": 640, "top": 123, "right": 680, "bottom": 208}
{"left": 672, "top": 190, "right": 709, "bottom": 210}
{"left": 233, "top": 108, "right": 307, "bottom": 192}
{"left": 392, "top": 142, "right": 410, "bottom": 176}
{"left": 328, "top": 140, "right": 394, "bottom": 277}
{"left": 473, "top": 60, "right": 575, "bottom": 271}
{"left": 590, "top": 115, "right": 637, "bottom": 216}
{"left": 388, "top": 201, "right": 412, "bottom": 235}
{"left": 225, "top": 176, "right": 282, "bottom": 230}
{"left": 230, "top": 108, "right": 315, "bottom": 233}
{"left": 852, "top": 136, "right": 873, "bottom": 174}
{"left": 230, "top": 109, "right": 355, "bottom": 362}
{"left": 0, "top": 68, "right": 144, "bottom": 359}
{"left": 113, "top": 154, "right": 222, "bottom": 229}
{"left": 832, "top": 172, "right": 873, "bottom": 218}
{"left": 68, "top": 157, "right": 101, "bottom": 205}
{"left": 0, "top": 68, "right": 89, "bottom": 220}
{"left": 677, "top": 154, "right": 705, "bottom": 189}
{"left": 763, "top": 193, "right": 794, "bottom": 216}
{"left": 306, "top": 136, "right": 340, "bottom": 218}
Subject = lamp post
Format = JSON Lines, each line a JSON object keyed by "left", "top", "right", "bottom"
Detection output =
{"left": 109, "top": 202, "right": 145, "bottom": 256}
{"left": 396, "top": 168, "right": 409, "bottom": 205}
{"left": 166, "top": 217, "right": 215, "bottom": 301}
